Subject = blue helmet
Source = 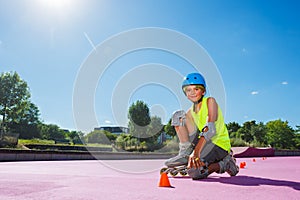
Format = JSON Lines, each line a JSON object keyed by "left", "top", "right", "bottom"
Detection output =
{"left": 182, "top": 73, "right": 206, "bottom": 91}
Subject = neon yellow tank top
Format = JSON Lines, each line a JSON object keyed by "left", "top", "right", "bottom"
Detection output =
{"left": 191, "top": 97, "right": 231, "bottom": 152}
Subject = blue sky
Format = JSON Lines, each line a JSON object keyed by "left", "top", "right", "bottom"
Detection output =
{"left": 0, "top": 0, "right": 299, "bottom": 132}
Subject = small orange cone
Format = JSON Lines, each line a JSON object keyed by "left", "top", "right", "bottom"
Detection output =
{"left": 239, "top": 163, "right": 244, "bottom": 168}
{"left": 158, "top": 173, "right": 172, "bottom": 188}
{"left": 253, "top": 158, "right": 256, "bottom": 162}
{"left": 240, "top": 162, "right": 246, "bottom": 169}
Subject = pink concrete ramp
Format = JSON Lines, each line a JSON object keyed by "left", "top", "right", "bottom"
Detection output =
{"left": 232, "top": 147, "right": 275, "bottom": 158}
{"left": 0, "top": 157, "right": 299, "bottom": 200}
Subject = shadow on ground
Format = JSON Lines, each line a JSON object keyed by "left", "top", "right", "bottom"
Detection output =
{"left": 198, "top": 175, "right": 300, "bottom": 191}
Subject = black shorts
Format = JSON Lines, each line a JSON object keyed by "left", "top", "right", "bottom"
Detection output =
{"left": 200, "top": 141, "right": 228, "bottom": 164}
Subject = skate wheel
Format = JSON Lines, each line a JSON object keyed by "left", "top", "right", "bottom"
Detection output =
{"left": 160, "top": 167, "right": 168, "bottom": 175}
{"left": 179, "top": 171, "right": 187, "bottom": 176}
{"left": 170, "top": 170, "right": 178, "bottom": 177}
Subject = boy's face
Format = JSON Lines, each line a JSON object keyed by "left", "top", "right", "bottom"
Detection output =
{"left": 184, "top": 85, "right": 205, "bottom": 103}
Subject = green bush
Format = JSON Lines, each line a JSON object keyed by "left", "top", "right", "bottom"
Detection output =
{"left": 230, "top": 137, "right": 247, "bottom": 147}
{"left": 155, "top": 137, "right": 179, "bottom": 153}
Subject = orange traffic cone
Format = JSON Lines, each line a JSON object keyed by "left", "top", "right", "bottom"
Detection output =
{"left": 158, "top": 173, "right": 173, "bottom": 188}
{"left": 240, "top": 162, "right": 246, "bottom": 169}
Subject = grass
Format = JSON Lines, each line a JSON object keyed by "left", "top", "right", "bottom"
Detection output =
{"left": 18, "top": 139, "right": 55, "bottom": 145}
{"left": 18, "top": 139, "right": 112, "bottom": 148}
{"left": 84, "top": 143, "right": 113, "bottom": 148}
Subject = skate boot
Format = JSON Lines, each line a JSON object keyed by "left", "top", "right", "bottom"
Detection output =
{"left": 165, "top": 142, "right": 194, "bottom": 167}
{"left": 218, "top": 154, "right": 239, "bottom": 176}
{"left": 160, "top": 142, "right": 194, "bottom": 176}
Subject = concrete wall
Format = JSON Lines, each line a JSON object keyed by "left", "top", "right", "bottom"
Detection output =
{"left": 1, "top": 148, "right": 300, "bottom": 162}
{"left": 0, "top": 149, "right": 174, "bottom": 161}
{"left": 274, "top": 149, "right": 300, "bottom": 156}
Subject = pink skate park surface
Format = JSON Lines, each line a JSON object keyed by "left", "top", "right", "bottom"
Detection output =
{"left": 0, "top": 148, "right": 299, "bottom": 200}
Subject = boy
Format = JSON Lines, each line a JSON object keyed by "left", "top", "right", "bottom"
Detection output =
{"left": 165, "top": 72, "right": 239, "bottom": 179}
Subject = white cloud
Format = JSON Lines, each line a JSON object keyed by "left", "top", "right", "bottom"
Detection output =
{"left": 281, "top": 81, "right": 288, "bottom": 85}
{"left": 104, "top": 120, "right": 111, "bottom": 124}
{"left": 251, "top": 91, "right": 259, "bottom": 95}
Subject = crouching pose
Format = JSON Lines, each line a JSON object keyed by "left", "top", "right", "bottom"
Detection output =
{"left": 164, "top": 72, "right": 239, "bottom": 180}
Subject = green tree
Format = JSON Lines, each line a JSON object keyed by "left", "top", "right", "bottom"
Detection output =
{"left": 238, "top": 120, "right": 256, "bottom": 143}
{"left": 295, "top": 125, "right": 300, "bottom": 134}
{"left": 144, "top": 116, "right": 164, "bottom": 150}
{"left": 226, "top": 122, "right": 241, "bottom": 138}
{"left": 266, "top": 119, "right": 295, "bottom": 149}
{"left": 115, "top": 133, "right": 136, "bottom": 150}
{"left": 9, "top": 102, "right": 41, "bottom": 139}
{"left": 85, "top": 130, "right": 111, "bottom": 144}
{"left": 115, "top": 133, "right": 126, "bottom": 149}
{"left": 164, "top": 118, "right": 176, "bottom": 138}
{"left": 251, "top": 122, "right": 267, "bottom": 146}
{"left": 294, "top": 125, "right": 300, "bottom": 149}
{"left": 39, "top": 124, "right": 66, "bottom": 141}
{"left": 0, "top": 72, "right": 31, "bottom": 133}
{"left": 128, "top": 100, "right": 151, "bottom": 127}
{"left": 128, "top": 100, "right": 151, "bottom": 142}
{"left": 66, "top": 130, "right": 85, "bottom": 144}
{"left": 145, "top": 116, "right": 163, "bottom": 140}
{"left": 103, "top": 131, "right": 118, "bottom": 142}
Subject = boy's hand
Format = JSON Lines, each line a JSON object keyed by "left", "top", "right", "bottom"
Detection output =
{"left": 188, "top": 155, "right": 206, "bottom": 169}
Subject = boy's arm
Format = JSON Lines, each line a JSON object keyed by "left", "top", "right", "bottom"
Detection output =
{"left": 207, "top": 97, "right": 218, "bottom": 122}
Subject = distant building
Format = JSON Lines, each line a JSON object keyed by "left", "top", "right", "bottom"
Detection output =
{"left": 94, "top": 126, "right": 129, "bottom": 135}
